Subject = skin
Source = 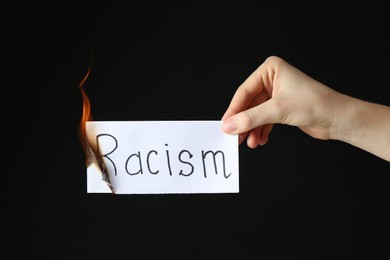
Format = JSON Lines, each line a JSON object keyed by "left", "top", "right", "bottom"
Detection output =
{"left": 222, "top": 56, "right": 390, "bottom": 162}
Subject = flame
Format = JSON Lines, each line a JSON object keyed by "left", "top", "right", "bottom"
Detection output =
{"left": 78, "top": 60, "right": 114, "bottom": 193}
{"left": 79, "top": 64, "right": 93, "bottom": 164}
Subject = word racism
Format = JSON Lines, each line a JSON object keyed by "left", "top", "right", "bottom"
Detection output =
{"left": 97, "top": 134, "right": 232, "bottom": 179}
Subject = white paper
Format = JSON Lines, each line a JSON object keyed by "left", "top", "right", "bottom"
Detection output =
{"left": 86, "top": 121, "right": 239, "bottom": 194}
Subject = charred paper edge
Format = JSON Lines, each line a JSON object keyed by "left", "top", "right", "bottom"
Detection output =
{"left": 86, "top": 143, "right": 115, "bottom": 194}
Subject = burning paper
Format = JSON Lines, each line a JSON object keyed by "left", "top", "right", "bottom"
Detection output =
{"left": 78, "top": 64, "right": 238, "bottom": 194}
{"left": 86, "top": 121, "right": 239, "bottom": 194}
{"left": 79, "top": 63, "right": 114, "bottom": 193}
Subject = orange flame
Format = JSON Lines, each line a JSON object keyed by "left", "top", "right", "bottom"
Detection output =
{"left": 79, "top": 64, "right": 93, "bottom": 164}
{"left": 78, "top": 60, "right": 114, "bottom": 193}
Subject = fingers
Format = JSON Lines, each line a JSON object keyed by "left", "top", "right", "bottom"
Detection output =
{"left": 239, "top": 132, "right": 249, "bottom": 145}
{"left": 221, "top": 56, "right": 285, "bottom": 147}
{"left": 223, "top": 87, "right": 270, "bottom": 144}
{"left": 244, "top": 123, "right": 273, "bottom": 148}
{"left": 222, "top": 65, "right": 268, "bottom": 121}
{"left": 222, "top": 57, "right": 282, "bottom": 122}
{"left": 247, "top": 126, "right": 262, "bottom": 148}
{"left": 222, "top": 98, "right": 281, "bottom": 135}
{"left": 259, "top": 124, "right": 273, "bottom": 145}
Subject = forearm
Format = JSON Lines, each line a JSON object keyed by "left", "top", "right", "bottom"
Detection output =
{"left": 331, "top": 95, "right": 390, "bottom": 162}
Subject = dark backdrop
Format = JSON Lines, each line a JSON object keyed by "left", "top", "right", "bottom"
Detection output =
{"left": 3, "top": 1, "right": 389, "bottom": 259}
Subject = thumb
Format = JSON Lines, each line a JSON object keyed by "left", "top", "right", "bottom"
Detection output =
{"left": 222, "top": 99, "right": 281, "bottom": 134}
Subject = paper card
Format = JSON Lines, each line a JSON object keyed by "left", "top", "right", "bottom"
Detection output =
{"left": 86, "top": 121, "right": 239, "bottom": 194}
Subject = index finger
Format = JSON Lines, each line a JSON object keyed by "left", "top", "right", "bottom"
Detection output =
{"left": 222, "top": 63, "right": 270, "bottom": 121}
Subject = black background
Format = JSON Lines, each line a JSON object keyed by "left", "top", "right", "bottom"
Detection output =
{"left": 3, "top": 1, "right": 390, "bottom": 259}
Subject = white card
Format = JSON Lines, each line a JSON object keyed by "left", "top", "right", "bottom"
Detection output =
{"left": 86, "top": 121, "right": 239, "bottom": 194}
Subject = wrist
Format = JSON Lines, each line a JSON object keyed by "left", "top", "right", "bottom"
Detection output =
{"left": 327, "top": 92, "right": 390, "bottom": 161}
{"left": 328, "top": 93, "right": 360, "bottom": 143}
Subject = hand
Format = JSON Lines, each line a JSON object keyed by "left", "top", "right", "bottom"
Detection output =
{"left": 221, "top": 56, "right": 390, "bottom": 161}
{"left": 222, "top": 56, "right": 343, "bottom": 148}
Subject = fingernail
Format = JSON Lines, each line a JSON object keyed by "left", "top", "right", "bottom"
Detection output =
{"left": 222, "top": 118, "right": 237, "bottom": 133}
